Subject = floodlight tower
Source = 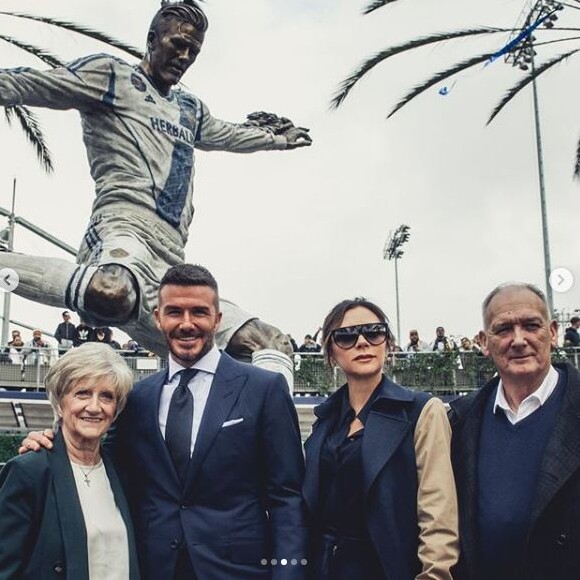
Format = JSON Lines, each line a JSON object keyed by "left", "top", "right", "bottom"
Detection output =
{"left": 504, "top": 0, "right": 565, "bottom": 315}
{"left": 383, "top": 224, "right": 411, "bottom": 347}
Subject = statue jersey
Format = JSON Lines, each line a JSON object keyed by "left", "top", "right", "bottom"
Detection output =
{"left": 0, "top": 54, "right": 286, "bottom": 244}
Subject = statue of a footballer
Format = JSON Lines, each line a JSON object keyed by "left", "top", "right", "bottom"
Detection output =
{"left": 0, "top": 1, "right": 311, "bottom": 358}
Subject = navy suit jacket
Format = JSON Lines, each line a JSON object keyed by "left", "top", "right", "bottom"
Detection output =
{"left": 449, "top": 363, "right": 580, "bottom": 580}
{"left": 111, "top": 352, "right": 307, "bottom": 580}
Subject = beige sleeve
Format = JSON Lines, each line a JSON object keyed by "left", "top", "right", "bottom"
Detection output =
{"left": 413, "top": 397, "right": 460, "bottom": 580}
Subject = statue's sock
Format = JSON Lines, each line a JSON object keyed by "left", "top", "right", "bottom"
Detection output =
{"left": 0, "top": 253, "right": 79, "bottom": 309}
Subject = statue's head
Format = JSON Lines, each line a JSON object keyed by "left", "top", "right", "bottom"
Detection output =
{"left": 143, "top": 1, "right": 209, "bottom": 94}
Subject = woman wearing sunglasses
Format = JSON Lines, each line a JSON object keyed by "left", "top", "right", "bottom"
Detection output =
{"left": 303, "top": 298, "right": 459, "bottom": 580}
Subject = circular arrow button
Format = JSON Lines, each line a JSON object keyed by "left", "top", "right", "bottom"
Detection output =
{"left": 0, "top": 268, "right": 19, "bottom": 293}
{"left": 549, "top": 267, "right": 574, "bottom": 294}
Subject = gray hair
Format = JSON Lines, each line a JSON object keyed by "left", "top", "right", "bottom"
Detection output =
{"left": 45, "top": 343, "right": 133, "bottom": 425}
{"left": 481, "top": 282, "right": 550, "bottom": 329}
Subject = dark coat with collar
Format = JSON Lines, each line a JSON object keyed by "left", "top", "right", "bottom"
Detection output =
{"left": 110, "top": 351, "right": 307, "bottom": 580}
{"left": 449, "top": 362, "right": 580, "bottom": 580}
{"left": 303, "top": 375, "right": 431, "bottom": 580}
{"left": 0, "top": 429, "right": 139, "bottom": 580}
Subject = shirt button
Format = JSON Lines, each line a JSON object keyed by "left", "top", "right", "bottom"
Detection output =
{"left": 53, "top": 562, "right": 64, "bottom": 574}
{"left": 180, "top": 504, "right": 187, "bottom": 510}
{"left": 170, "top": 538, "right": 180, "bottom": 550}
{"left": 556, "top": 533, "right": 568, "bottom": 546}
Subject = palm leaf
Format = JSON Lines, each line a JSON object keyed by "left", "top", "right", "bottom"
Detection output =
{"left": 331, "top": 27, "right": 505, "bottom": 109}
{"left": 0, "top": 11, "right": 143, "bottom": 60}
{"left": 4, "top": 106, "right": 54, "bottom": 173}
{"left": 363, "top": 0, "right": 403, "bottom": 15}
{"left": 487, "top": 49, "right": 579, "bottom": 124}
{"left": 574, "top": 135, "right": 580, "bottom": 179}
{"left": 0, "top": 34, "right": 64, "bottom": 68}
{"left": 388, "top": 52, "right": 493, "bottom": 118}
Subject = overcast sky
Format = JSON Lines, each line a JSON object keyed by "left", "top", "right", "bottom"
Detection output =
{"left": 0, "top": 0, "right": 579, "bottom": 349}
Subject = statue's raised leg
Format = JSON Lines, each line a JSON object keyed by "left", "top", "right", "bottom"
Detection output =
{"left": 0, "top": 253, "right": 77, "bottom": 309}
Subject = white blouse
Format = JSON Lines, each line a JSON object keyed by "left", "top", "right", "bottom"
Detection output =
{"left": 71, "top": 460, "right": 130, "bottom": 580}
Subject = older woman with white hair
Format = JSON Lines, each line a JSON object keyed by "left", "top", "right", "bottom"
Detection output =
{"left": 0, "top": 343, "right": 140, "bottom": 579}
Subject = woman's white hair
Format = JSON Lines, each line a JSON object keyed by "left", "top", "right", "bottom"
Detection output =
{"left": 45, "top": 342, "right": 133, "bottom": 424}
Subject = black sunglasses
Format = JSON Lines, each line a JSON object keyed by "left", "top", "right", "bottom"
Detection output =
{"left": 331, "top": 323, "right": 389, "bottom": 350}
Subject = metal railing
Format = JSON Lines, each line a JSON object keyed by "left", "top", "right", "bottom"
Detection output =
{"left": 1, "top": 346, "right": 579, "bottom": 394}
{"left": 292, "top": 348, "right": 580, "bottom": 395}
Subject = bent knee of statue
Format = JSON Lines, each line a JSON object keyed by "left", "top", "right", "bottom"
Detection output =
{"left": 84, "top": 264, "right": 137, "bottom": 323}
{"left": 226, "top": 319, "right": 293, "bottom": 361}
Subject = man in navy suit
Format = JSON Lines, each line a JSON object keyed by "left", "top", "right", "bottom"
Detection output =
{"left": 449, "top": 283, "right": 580, "bottom": 580}
{"left": 22, "top": 263, "right": 307, "bottom": 580}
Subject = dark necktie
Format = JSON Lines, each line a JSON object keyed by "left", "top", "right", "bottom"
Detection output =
{"left": 165, "top": 368, "right": 198, "bottom": 482}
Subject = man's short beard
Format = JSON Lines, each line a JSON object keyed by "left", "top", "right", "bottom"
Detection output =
{"left": 169, "top": 331, "right": 215, "bottom": 365}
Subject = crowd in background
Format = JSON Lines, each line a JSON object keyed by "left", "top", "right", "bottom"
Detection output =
{"left": 289, "top": 315, "right": 580, "bottom": 358}
{"left": 1, "top": 310, "right": 154, "bottom": 366}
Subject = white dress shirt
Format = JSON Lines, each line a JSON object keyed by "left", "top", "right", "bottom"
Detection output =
{"left": 493, "top": 365, "right": 559, "bottom": 425}
{"left": 158, "top": 346, "right": 221, "bottom": 455}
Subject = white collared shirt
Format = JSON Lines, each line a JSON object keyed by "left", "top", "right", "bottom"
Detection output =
{"left": 158, "top": 345, "right": 221, "bottom": 455}
{"left": 493, "top": 365, "right": 559, "bottom": 425}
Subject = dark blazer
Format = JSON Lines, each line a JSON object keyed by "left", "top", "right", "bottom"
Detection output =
{"left": 449, "top": 362, "right": 580, "bottom": 580}
{"left": 303, "top": 375, "right": 434, "bottom": 580}
{"left": 0, "top": 429, "right": 139, "bottom": 580}
{"left": 111, "top": 351, "right": 307, "bottom": 580}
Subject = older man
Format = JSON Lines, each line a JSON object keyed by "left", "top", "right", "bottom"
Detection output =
{"left": 449, "top": 283, "right": 580, "bottom": 580}
{"left": 0, "top": 1, "right": 310, "bottom": 359}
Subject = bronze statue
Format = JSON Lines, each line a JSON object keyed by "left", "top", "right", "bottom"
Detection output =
{"left": 0, "top": 1, "right": 311, "bottom": 358}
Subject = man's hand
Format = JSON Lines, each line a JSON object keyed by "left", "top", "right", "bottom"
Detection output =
{"left": 18, "top": 429, "right": 55, "bottom": 454}
{"left": 283, "top": 126, "right": 312, "bottom": 149}
{"left": 243, "top": 111, "right": 312, "bottom": 149}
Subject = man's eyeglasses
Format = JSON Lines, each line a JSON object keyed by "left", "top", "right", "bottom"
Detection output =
{"left": 331, "top": 323, "right": 389, "bottom": 350}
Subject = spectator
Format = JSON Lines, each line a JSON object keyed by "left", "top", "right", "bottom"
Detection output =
{"left": 287, "top": 334, "right": 299, "bottom": 352}
{"left": 298, "top": 333, "right": 321, "bottom": 353}
{"left": 23, "top": 329, "right": 49, "bottom": 365}
{"left": 7, "top": 329, "right": 24, "bottom": 365}
{"left": 122, "top": 339, "right": 151, "bottom": 357}
{"left": 564, "top": 316, "right": 580, "bottom": 347}
{"left": 54, "top": 310, "right": 76, "bottom": 352}
{"left": 93, "top": 326, "right": 121, "bottom": 350}
{"left": 431, "top": 326, "right": 456, "bottom": 352}
{"left": 73, "top": 320, "right": 94, "bottom": 347}
{"left": 404, "top": 329, "right": 429, "bottom": 352}
{"left": 459, "top": 337, "right": 475, "bottom": 352}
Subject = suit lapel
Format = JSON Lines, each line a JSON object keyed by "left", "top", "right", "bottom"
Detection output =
{"left": 358, "top": 377, "right": 415, "bottom": 494}
{"left": 530, "top": 367, "right": 580, "bottom": 527}
{"left": 184, "top": 353, "right": 246, "bottom": 491}
{"left": 451, "top": 381, "right": 496, "bottom": 574}
{"left": 361, "top": 406, "right": 411, "bottom": 494}
{"left": 48, "top": 430, "right": 89, "bottom": 578}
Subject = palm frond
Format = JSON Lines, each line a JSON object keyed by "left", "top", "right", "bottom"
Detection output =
{"left": 4, "top": 106, "right": 54, "bottom": 173}
{"left": 487, "top": 49, "right": 579, "bottom": 124}
{"left": 0, "top": 34, "right": 64, "bottom": 68}
{"left": 363, "top": 0, "right": 403, "bottom": 15}
{"left": 331, "top": 27, "right": 505, "bottom": 109}
{"left": 388, "top": 52, "right": 493, "bottom": 118}
{"left": 574, "top": 134, "right": 580, "bottom": 179}
{"left": 0, "top": 11, "right": 143, "bottom": 60}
